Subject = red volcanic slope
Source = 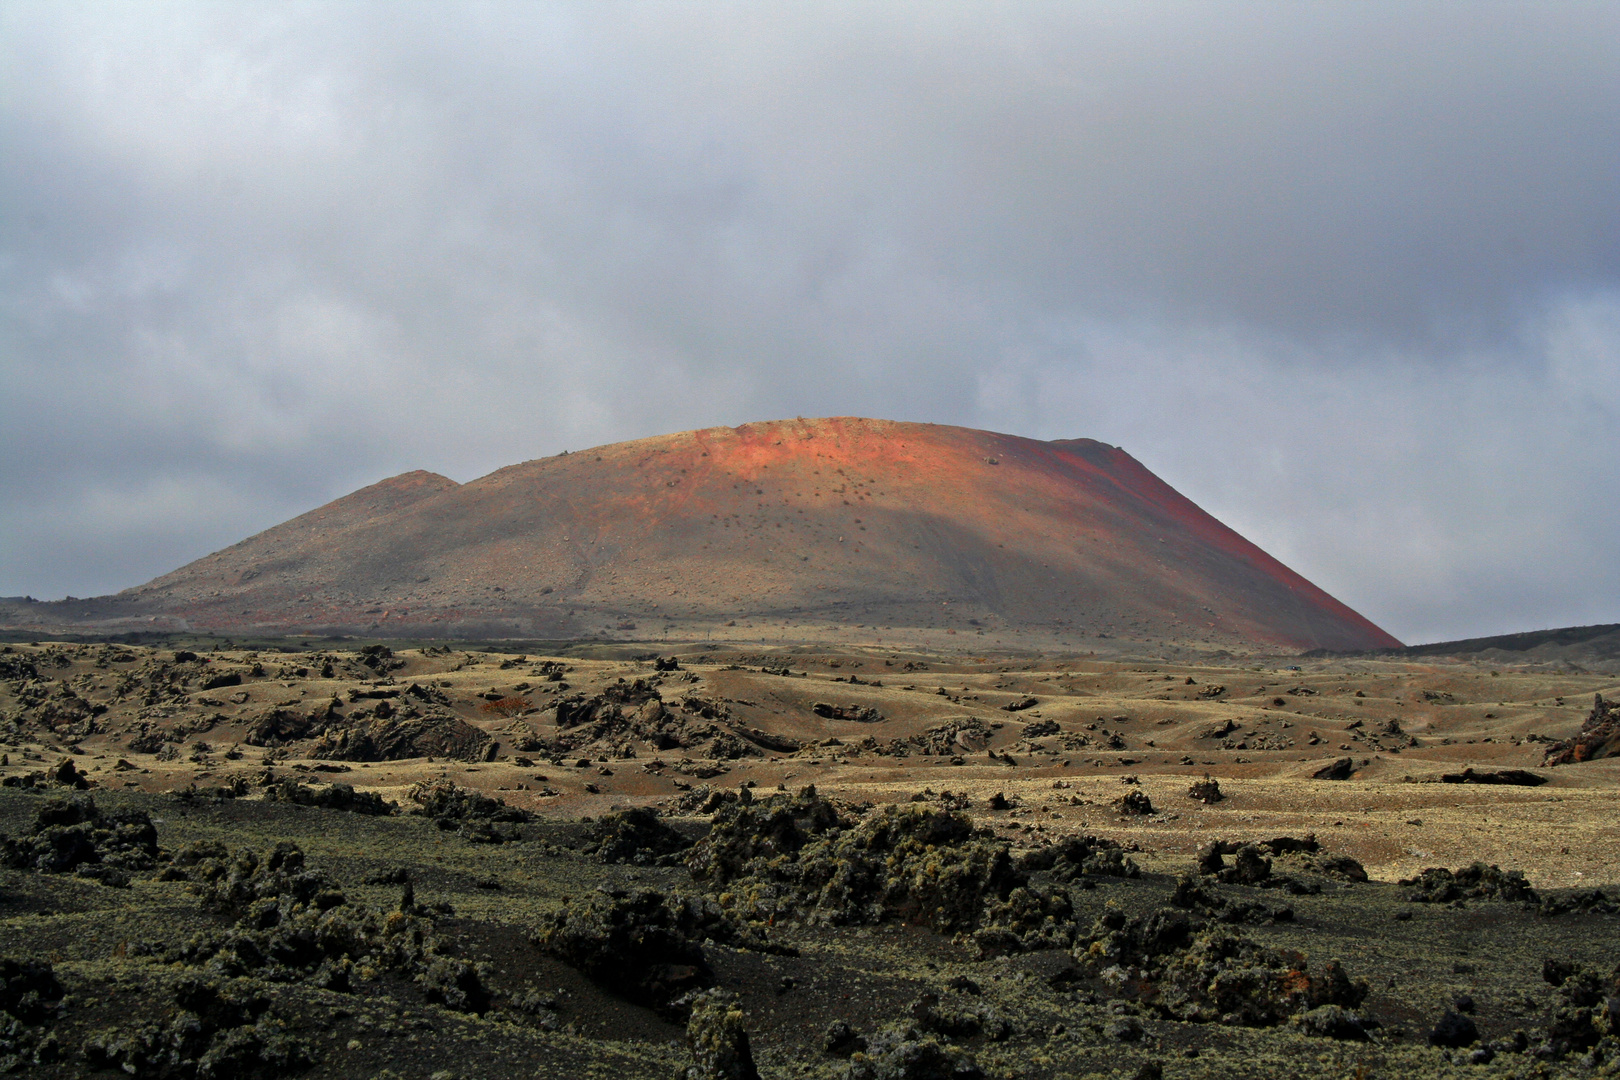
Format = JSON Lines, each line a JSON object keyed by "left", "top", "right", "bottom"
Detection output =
{"left": 113, "top": 418, "right": 1398, "bottom": 650}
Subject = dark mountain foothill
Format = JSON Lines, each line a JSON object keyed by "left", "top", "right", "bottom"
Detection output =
{"left": 1330, "top": 622, "right": 1620, "bottom": 676}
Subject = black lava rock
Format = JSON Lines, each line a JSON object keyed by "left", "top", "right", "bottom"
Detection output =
{"left": 1428, "top": 1009, "right": 1478, "bottom": 1048}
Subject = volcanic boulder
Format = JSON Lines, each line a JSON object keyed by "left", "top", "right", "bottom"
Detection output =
{"left": 1073, "top": 907, "right": 1368, "bottom": 1027}
{"left": 681, "top": 989, "right": 761, "bottom": 1080}
{"left": 308, "top": 714, "right": 492, "bottom": 762}
{"left": 535, "top": 889, "right": 755, "bottom": 1014}
{"left": 0, "top": 795, "right": 159, "bottom": 883}
{"left": 1311, "top": 758, "right": 1355, "bottom": 781}
{"left": 1400, "top": 863, "right": 1538, "bottom": 905}
{"left": 1437, "top": 768, "right": 1547, "bottom": 786}
{"left": 1543, "top": 694, "right": 1620, "bottom": 765}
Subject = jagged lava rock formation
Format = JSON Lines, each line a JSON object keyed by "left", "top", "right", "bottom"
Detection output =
{"left": 18, "top": 418, "right": 1399, "bottom": 650}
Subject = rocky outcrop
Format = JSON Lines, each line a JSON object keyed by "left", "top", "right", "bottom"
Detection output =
{"left": 1543, "top": 694, "right": 1620, "bottom": 765}
{"left": 1435, "top": 768, "right": 1546, "bottom": 786}
{"left": 897, "top": 718, "right": 993, "bottom": 756}
{"left": 811, "top": 702, "right": 884, "bottom": 723}
{"left": 680, "top": 989, "right": 760, "bottom": 1080}
{"left": 684, "top": 788, "right": 1103, "bottom": 957}
{"left": 309, "top": 713, "right": 492, "bottom": 762}
{"left": 1073, "top": 906, "right": 1368, "bottom": 1028}
{"left": 535, "top": 888, "right": 764, "bottom": 1015}
{"left": 0, "top": 795, "right": 159, "bottom": 884}
{"left": 1400, "top": 863, "right": 1538, "bottom": 905}
{"left": 1311, "top": 757, "right": 1354, "bottom": 781}
{"left": 1195, "top": 836, "right": 1366, "bottom": 888}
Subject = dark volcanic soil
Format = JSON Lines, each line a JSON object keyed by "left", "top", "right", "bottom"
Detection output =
{"left": 0, "top": 638, "right": 1616, "bottom": 1078}
{"left": 2, "top": 785, "right": 1617, "bottom": 1079}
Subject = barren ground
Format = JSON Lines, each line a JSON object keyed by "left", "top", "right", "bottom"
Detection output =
{"left": 1, "top": 636, "right": 1616, "bottom": 1079}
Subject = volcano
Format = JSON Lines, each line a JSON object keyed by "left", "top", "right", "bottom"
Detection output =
{"left": 25, "top": 418, "right": 1399, "bottom": 651}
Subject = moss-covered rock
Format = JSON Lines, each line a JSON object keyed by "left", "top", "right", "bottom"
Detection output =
{"left": 535, "top": 888, "right": 765, "bottom": 1014}
{"left": 1074, "top": 906, "right": 1367, "bottom": 1028}
{"left": 1155, "top": 930, "right": 1366, "bottom": 1026}
{"left": 684, "top": 785, "right": 846, "bottom": 885}
{"left": 161, "top": 841, "right": 333, "bottom": 913}
{"left": 584, "top": 806, "right": 692, "bottom": 865}
{"left": 155, "top": 842, "right": 488, "bottom": 1014}
{"left": 1016, "top": 834, "right": 1139, "bottom": 881}
{"left": 680, "top": 988, "right": 759, "bottom": 1080}
{"left": 262, "top": 779, "right": 396, "bottom": 815}
{"left": 0, "top": 794, "right": 159, "bottom": 883}
{"left": 407, "top": 779, "right": 531, "bottom": 823}
{"left": 81, "top": 976, "right": 314, "bottom": 1078}
{"left": 1535, "top": 959, "right": 1620, "bottom": 1059}
{"left": 839, "top": 1023, "right": 983, "bottom": 1080}
{"left": 686, "top": 788, "right": 1087, "bottom": 954}
{"left": 1400, "top": 862, "right": 1537, "bottom": 905}
{"left": 416, "top": 955, "right": 494, "bottom": 1014}
{"left": 0, "top": 957, "right": 64, "bottom": 1071}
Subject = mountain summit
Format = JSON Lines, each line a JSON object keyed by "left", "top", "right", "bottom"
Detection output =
{"left": 52, "top": 418, "right": 1400, "bottom": 650}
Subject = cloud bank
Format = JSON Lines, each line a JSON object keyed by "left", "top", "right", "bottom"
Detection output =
{"left": 2, "top": 1, "right": 1617, "bottom": 642}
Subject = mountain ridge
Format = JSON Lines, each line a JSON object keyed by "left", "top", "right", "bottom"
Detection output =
{"left": 2, "top": 417, "right": 1399, "bottom": 652}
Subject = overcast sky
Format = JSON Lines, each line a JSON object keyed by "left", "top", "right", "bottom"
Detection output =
{"left": 3, "top": 2, "right": 1617, "bottom": 644}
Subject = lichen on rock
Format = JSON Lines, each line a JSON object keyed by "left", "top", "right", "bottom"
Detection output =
{"left": 679, "top": 988, "right": 760, "bottom": 1080}
{"left": 583, "top": 806, "right": 692, "bottom": 865}
{"left": 0, "top": 794, "right": 159, "bottom": 884}
{"left": 1073, "top": 904, "right": 1369, "bottom": 1028}
{"left": 685, "top": 786, "right": 1079, "bottom": 955}
{"left": 534, "top": 887, "right": 780, "bottom": 1015}
{"left": 1400, "top": 862, "right": 1537, "bottom": 905}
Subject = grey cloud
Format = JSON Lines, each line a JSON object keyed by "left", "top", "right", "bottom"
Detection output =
{"left": 1, "top": 1, "right": 1616, "bottom": 640}
{"left": 974, "top": 304, "right": 1620, "bottom": 641}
